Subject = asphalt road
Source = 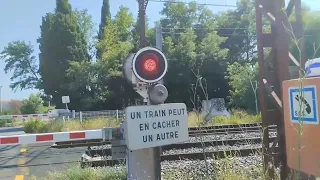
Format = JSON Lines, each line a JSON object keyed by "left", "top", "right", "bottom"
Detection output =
{"left": 0, "top": 127, "right": 86, "bottom": 180}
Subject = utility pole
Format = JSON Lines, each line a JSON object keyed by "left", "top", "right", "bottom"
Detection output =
{"left": 138, "top": 0, "right": 148, "bottom": 48}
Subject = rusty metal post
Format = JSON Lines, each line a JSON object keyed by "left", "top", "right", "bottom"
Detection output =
{"left": 256, "top": 0, "right": 306, "bottom": 179}
{"left": 255, "top": 0, "right": 272, "bottom": 178}
{"left": 273, "top": 0, "right": 290, "bottom": 179}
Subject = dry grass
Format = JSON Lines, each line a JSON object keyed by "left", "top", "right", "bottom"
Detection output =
{"left": 23, "top": 117, "right": 121, "bottom": 133}
{"left": 22, "top": 109, "right": 261, "bottom": 133}
{"left": 188, "top": 109, "right": 261, "bottom": 127}
{"left": 29, "top": 166, "right": 127, "bottom": 180}
{"left": 64, "top": 117, "right": 121, "bottom": 131}
{"left": 30, "top": 150, "right": 281, "bottom": 180}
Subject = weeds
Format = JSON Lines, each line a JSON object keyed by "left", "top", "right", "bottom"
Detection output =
{"left": 22, "top": 110, "right": 258, "bottom": 133}
{"left": 0, "top": 119, "right": 13, "bottom": 127}
{"left": 29, "top": 166, "right": 127, "bottom": 180}
{"left": 23, "top": 117, "right": 121, "bottom": 133}
{"left": 24, "top": 118, "right": 64, "bottom": 133}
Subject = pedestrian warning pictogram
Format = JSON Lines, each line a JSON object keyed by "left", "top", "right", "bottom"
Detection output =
{"left": 289, "top": 85, "right": 319, "bottom": 124}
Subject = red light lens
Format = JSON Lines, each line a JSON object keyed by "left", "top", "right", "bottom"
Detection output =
{"left": 143, "top": 59, "right": 157, "bottom": 72}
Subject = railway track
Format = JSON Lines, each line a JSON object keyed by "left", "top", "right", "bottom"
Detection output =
{"left": 51, "top": 123, "right": 277, "bottom": 149}
{"left": 84, "top": 137, "right": 276, "bottom": 157}
{"left": 80, "top": 146, "right": 279, "bottom": 168}
{"left": 80, "top": 136, "right": 277, "bottom": 168}
{"left": 47, "top": 123, "right": 278, "bottom": 168}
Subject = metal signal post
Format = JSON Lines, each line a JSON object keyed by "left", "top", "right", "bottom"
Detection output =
{"left": 123, "top": 46, "right": 168, "bottom": 180}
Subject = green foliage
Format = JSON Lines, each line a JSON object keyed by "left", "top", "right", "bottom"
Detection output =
{"left": 215, "top": 0, "right": 256, "bottom": 64}
{"left": 188, "top": 109, "right": 261, "bottom": 126}
{"left": 29, "top": 166, "right": 126, "bottom": 180}
{"left": 8, "top": 0, "right": 320, "bottom": 113}
{"left": 0, "top": 109, "right": 13, "bottom": 115}
{"left": 212, "top": 109, "right": 261, "bottom": 124}
{"left": 23, "top": 118, "right": 64, "bottom": 133}
{"left": 73, "top": 8, "right": 96, "bottom": 59}
{"left": 97, "top": 0, "right": 111, "bottom": 60}
{"left": 38, "top": 0, "right": 89, "bottom": 110}
{"left": 289, "top": 10, "right": 320, "bottom": 62}
{"left": 0, "top": 119, "right": 13, "bottom": 127}
{"left": 20, "top": 94, "right": 44, "bottom": 114}
{"left": 0, "top": 41, "right": 40, "bottom": 91}
{"left": 68, "top": 5, "right": 137, "bottom": 110}
{"left": 227, "top": 62, "right": 258, "bottom": 112}
{"left": 41, "top": 106, "right": 56, "bottom": 113}
{"left": 160, "top": 2, "right": 230, "bottom": 107}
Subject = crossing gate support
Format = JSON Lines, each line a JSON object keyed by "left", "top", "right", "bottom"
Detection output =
{"left": 255, "top": 0, "right": 307, "bottom": 179}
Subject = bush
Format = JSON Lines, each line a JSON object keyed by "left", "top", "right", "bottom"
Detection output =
{"left": 23, "top": 110, "right": 261, "bottom": 133}
{"left": 29, "top": 166, "right": 126, "bottom": 180}
{"left": 0, "top": 119, "right": 13, "bottom": 127}
{"left": 0, "top": 110, "right": 13, "bottom": 115}
{"left": 20, "top": 94, "right": 45, "bottom": 114}
{"left": 211, "top": 109, "right": 261, "bottom": 124}
{"left": 23, "top": 117, "right": 119, "bottom": 133}
{"left": 188, "top": 109, "right": 261, "bottom": 127}
{"left": 64, "top": 117, "right": 121, "bottom": 131}
{"left": 41, "top": 106, "right": 56, "bottom": 113}
{"left": 23, "top": 119, "right": 64, "bottom": 133}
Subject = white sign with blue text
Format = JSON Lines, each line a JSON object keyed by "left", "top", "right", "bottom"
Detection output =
{"left": 289, "top": 85, "right": 319, "bottom": 124}
{"left": 125, "top": 103, "right": 189, "bottom": 150}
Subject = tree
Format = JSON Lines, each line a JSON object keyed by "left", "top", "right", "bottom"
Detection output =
{"left": 160, "top": 2, "right": 229, "bottom": 108}
{"left": 227, "top": 62, "right": 258, "bottom": 112}
{"left": 0, "top": 41, "right": 40, "bottom": 91}
{"left": 67, "top": 6, "right": 137, "bottom": 110}
{"left": 74, "top": 8, "right": 96, "bottom": 60}
{"left": 97, "top": 0, "right": 111, "bottom": 60}
{"left": 289, "top": 9, "right": 320, "bottom": 61}
{"left": 38, "top": 0, "right": 89, "bottom": 109}
{"left": 215, "top": 0, "right": 257, "bottom": 64}
{"left": 20, "top": 94, "right": 44, "bottom": 114}
{"left": 96, "top": 6, "right": 136, "bottom": 109}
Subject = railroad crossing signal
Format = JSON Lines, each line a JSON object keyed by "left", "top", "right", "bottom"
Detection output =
{"left": 132, "top": 46, "right": 168, "bottom": 83}
{"left": 123, "top": 46, "right": 168, "bottom": 103}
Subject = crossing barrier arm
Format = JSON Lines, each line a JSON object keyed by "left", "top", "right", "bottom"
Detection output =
{"left": 0, "top": 129, "right": 102, "bottom": 145}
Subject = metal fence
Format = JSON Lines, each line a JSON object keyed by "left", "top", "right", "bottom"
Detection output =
{"left": 0, "top": 110, "right": 125, "bottom": 123}
{"left": 75, "top": 110, "right": 125, "bottom": 121}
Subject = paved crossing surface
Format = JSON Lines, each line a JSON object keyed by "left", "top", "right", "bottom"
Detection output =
{"left": 0, "top": 127, "right": 86, "bottom": 180}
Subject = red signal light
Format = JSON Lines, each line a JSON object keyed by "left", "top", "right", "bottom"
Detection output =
{"left": 143, "top": 59, "right": 157, "bottom": 72}
{"left": 132, "top": 47, "right": 168, "bottom": 83}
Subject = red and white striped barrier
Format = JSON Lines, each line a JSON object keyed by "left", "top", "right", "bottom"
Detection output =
{"left": 11, "top": 114, "right": 48, "bottom": 118}
{"left": 0, "top": 129, "right": 102, "bottom": 145}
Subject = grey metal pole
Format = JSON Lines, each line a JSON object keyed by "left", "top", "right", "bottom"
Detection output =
{"left": 153, "top": 24, "right": 163, "bottom": 180}
{"left": 156, "top": 24, "right": 163, "bottom": 51}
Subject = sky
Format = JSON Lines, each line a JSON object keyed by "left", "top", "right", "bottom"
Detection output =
{"left": 0, "top": 0, "right": 319, "bottom": 101}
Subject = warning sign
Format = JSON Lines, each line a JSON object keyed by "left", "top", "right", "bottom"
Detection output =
{"left": 289, "top": 85, "right": 319, "bottom": 124}
{"left": 125, "top": 103, "right": 189, "bottom": 150}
